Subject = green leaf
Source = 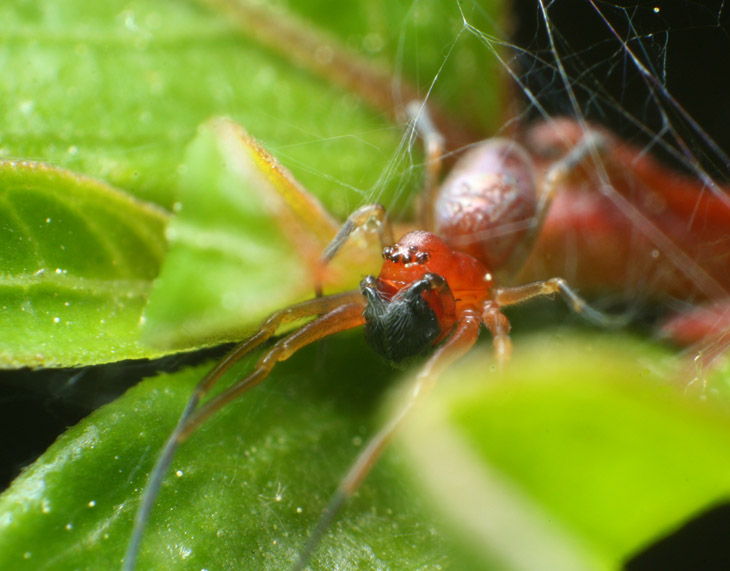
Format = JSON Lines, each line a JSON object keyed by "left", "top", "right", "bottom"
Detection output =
{"left": 0, "top": 333, "right": 478, "bottom": 570}
{"left": 0, "top": 0, "right": 501, "bottom": 211}
{"left": 0, "top": 160, "right": 167, "bottom": 367}
{"left": 141, "top": 118, "right": 347, "bottom": 348}
{"left": 1, "top": 0, "right": 505, "bottom": 363}
{"left": 396, "top": 334, "right": 730, "bottom": 569}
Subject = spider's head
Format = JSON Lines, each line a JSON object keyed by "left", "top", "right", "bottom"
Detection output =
{"left": 360, "top": 233, "right": 457, "bottom": 365}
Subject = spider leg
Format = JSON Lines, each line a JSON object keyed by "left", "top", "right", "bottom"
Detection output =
{"left": 407, "top": 100, "right": 445, "bottom": 232}
{"left": 494, "top": 277, "right": 627, "bottom": 328}
{"left": 315, "top": 203, "right": 394, "bottom": 296}
{"left": 291, "top": 307, "right": 482, "bottom": 571}
{"left": 123, "top": 291, "right": 365, "bottom": 571}
{"left": 482, "top": 300, "right": 513, "bottom": 366}
{"left": 504, "top": 130, "right": 607, "bottom": 279}
{"left": 537, "top": 129, "right": 606, "bottom": 223}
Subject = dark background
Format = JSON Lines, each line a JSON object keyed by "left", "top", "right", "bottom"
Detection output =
{"left": 513, "top": 0, "right": 730, "bottom": 179}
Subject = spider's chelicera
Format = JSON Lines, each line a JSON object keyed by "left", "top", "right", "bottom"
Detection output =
{"left": 361, "top": 272, "right": 446, "bottom": 364}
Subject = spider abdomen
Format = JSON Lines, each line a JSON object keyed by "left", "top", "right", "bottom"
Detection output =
{"left": 434, "top": 139, "right": 538, "bottom": 274}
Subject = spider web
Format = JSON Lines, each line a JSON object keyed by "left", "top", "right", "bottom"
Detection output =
{"left": 517, "top": 0, "right": 730, "bottom": 192}
{"left": 512, "top": 0, "right": 730, "bottom": 329}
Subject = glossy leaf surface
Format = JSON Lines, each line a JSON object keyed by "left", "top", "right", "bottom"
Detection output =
{"left": 0, "top": 161, "right": 167, "bottom": 367}
{"left": 0, "top": 334, "right": 472, "bottom": 570}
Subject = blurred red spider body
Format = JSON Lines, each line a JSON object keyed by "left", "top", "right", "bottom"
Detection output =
{"left": 524, "top": 119, "right": 730, "bottom": 302}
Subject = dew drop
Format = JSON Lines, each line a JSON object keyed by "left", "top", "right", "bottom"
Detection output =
{"left": 88, "top": 500, "right": 96, "bottom": 508}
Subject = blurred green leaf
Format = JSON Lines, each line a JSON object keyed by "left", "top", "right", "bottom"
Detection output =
{"left": 141, "top": 118, "right": 345, "bottom": 348}
{"left": 0, "top": 0, "right": 501, "bottom": 212}
{"left": 397, "top": 334, "right": 730, "bottom": 569}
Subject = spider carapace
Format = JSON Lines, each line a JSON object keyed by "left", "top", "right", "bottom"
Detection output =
{"left": 362, "top": 230, "right": 492, "bottom": 364}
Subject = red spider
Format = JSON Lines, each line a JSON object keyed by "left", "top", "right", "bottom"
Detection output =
{"left": 122, "top": 106, "right": 728, "bottom": 570}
